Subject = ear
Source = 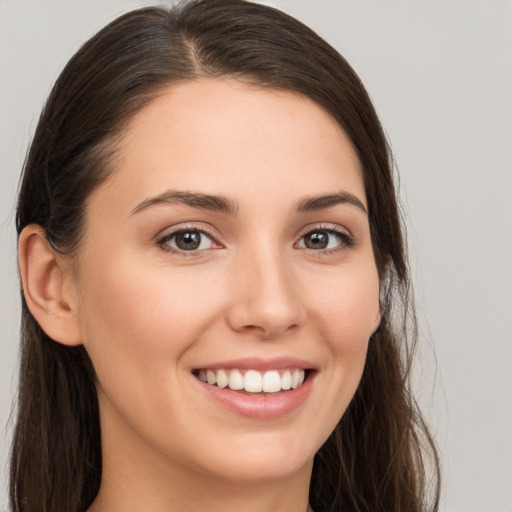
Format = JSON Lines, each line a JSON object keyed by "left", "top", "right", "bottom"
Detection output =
{"left": 18, "top": 225, "right": 83, "bottom": 346}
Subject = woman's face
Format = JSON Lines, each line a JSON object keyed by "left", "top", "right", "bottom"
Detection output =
{"left": 74, "top": 79, "right": 380, "bottom": 484}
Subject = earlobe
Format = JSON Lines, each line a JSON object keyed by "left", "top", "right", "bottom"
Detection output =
{"left": 18, "top": 225, "right": 83, "bottom": 346}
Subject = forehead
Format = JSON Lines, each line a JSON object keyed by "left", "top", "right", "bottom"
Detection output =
{"left": 92, "top": 78, "right": 366, "bottom": 216}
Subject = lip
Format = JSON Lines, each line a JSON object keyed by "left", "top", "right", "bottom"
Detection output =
{"left": 193, "top": 356, "right": 315, "bottom": 372}
{"left": 191, "top": 357, "right": 317, "bottom": 419}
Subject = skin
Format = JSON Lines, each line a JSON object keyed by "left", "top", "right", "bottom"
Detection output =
{"left": 19, "top": 79, "right": 380, "bottom": 512}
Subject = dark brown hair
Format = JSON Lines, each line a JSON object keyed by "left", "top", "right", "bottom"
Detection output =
{"left": 11, "top": 1, "right": 440, "bottom": 510}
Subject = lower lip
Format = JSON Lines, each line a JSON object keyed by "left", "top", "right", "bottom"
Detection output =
{"left": 194, "top": 373, "right": 315, "bottom": 419}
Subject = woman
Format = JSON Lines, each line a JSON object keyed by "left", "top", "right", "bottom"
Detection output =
{"left": 10, "top": 1, "right": 440, "bottom": 511}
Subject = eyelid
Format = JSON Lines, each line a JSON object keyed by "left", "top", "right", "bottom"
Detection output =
{"left": 155, "top": 222, "right": 355, "bottom": 257}
{"left": 156, "top": 224, "right": 223, "bottom": 255}
{"left": 295, "top": 223, "right": 355, "bottom": 252}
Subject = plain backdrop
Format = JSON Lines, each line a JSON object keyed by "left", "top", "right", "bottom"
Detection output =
{"left": 1, "top": 1, "right": 511, "bottom": 511}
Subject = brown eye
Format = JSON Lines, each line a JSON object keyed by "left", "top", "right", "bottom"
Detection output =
{"left": 161, "top": 229, "right": 215, "bottom": 252}
{"left": 175, "top": 231, "right": 202, "bottom": 250}
{"left": 297, "top": 228, "right": 353, "bottom": 251}
{"left": 303, "top": 231, "right": 329, "bottom": 249}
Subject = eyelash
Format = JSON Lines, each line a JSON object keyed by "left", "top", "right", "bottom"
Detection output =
{"left": 157, "top": 225, "right": 221, "bottom": 256}
{"left": 156, "top": 224, "right": 355, "bottom": 257}
{"left": 297, "top": 224, "right": 355, "bottom": 254}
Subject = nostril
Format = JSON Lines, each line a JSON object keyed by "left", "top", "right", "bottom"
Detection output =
{"left": 224, "top": 268, "right": 306, "bottom": 338}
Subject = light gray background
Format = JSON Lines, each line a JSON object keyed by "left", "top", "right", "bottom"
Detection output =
{"left": 1, "top": 1, "right": 511, "bottom": 511}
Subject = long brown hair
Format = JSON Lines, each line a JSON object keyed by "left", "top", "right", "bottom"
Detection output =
{"left": 11, "top": 1, "right": 440, "bottom": 510}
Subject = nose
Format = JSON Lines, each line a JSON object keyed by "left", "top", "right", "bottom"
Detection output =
{"left": 225, "top": 247, "right": 306, "bottom": 340}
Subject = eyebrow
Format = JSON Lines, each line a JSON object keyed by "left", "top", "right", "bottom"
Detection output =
{"left": 130, "top": 190, "right": 238, "bottom": 216}
{"left": 130, "top": 189, "right": 367, "bottom": 217}
{"left": 295, "top": 192, "right": 367, "bottom": 215}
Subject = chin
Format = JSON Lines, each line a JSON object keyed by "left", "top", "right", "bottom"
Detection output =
{"left": 183, "top": 428, "right": 320, "bottom": 484}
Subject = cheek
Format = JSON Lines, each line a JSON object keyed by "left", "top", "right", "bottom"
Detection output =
{"left": 310, "top": 263, "right": 379, "bottom": 387}
{"left": 76, "top": 251, "right": 222, "bottom": 391}
{"left": 307, "top": 263, "right": 380, "bottom": 345}
{"left": 288, "top": 262, "right": 380, "bottom": 443}
{"left": 75, "top": 253, "right": 229, "bottom": 456}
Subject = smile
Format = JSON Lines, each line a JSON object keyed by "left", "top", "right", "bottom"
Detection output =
{"left": 195, "top": 368, "right": 306, "bottom": 394}
{"left": 192, "top": 357, "right": 316, "bottom": 419}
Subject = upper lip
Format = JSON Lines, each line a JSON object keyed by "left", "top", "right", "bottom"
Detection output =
{"left": 192, "top": 356, "right": 316, "bottom": 371}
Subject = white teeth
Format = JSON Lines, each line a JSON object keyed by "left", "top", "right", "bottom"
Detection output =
{"left": 262, "top": 370, "right": 281, "bottom": 393}
{"left": 206, "top": 370, "right": 217, "bottom": 385}
{"left": 216, "top": 369, "right": 229, "bottom": 388}
{"left": 281, "top": 370, "right": 292, "bottom": 390}
{"left": 197, "top": 368, "right": 306, "bottom": 393}
{"left": 228, "top": 370, "right": 244, "bottom": 390}
{"left": 291, "top": 369, "right": 300, "bottom": 389}
{"left": 244, "top": 370, "right": 263, "bottom": 392}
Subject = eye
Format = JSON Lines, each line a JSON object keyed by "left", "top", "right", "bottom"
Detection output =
{"left": 158, "top": 228, "right": 218, "bottom": 253}
{"left": 296, "top": 228, "right": 353, "bottom": 251}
